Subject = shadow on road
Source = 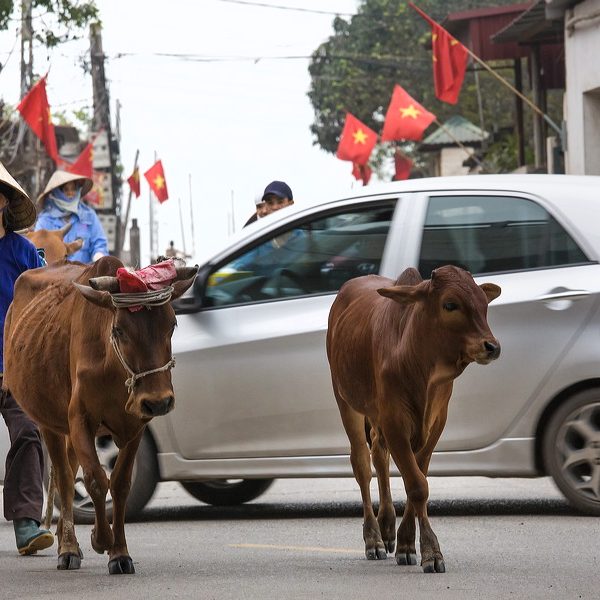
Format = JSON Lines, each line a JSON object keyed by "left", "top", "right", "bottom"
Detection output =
{"left": 135, "top": 496, "right": 580, "bottom": 523}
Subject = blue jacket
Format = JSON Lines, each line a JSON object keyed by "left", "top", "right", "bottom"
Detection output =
{"left": 35, "top": 201, "right": 109, "bottom": 264}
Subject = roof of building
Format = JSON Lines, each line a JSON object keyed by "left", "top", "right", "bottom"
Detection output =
{"left": 420, "top": 115, "right": 489, "bottom": 150}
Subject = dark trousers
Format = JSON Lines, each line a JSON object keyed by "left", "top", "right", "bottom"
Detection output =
{"left": 0, "top": 380, "right": 44, "bottom": 523}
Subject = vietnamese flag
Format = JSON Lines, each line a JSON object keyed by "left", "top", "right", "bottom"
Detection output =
{"left": 67, "top": 141, "right": 94, "bottom": 178}
{"left": 127, "top": 167, "right": 141, "bottom": 198}
{"left": 408, "top": 2, "right": 469, "bottom": 105}
{"left": 336, "top": 113, "right": 378, "bottom": 166}
{"left": 394, "top": 149, "right": 413, "bottom": 181}
{"left": 144, "top": 160, "right": 169, "bottom": 203}
{"left": 381, "top": 85, "right": 436, "bottom": 142}
{"left": 352, "top": 162, "right": 372, "bottom": 186}
{"left": 17, "top": 75, "right": 59, "bottom": 161}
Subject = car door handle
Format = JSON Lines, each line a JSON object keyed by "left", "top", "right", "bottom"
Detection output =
{"left": 537, "top": 288, "right": 591, "bottom": 302}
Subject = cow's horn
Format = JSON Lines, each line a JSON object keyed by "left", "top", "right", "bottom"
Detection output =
{"left": 89, "top": 276, "right": 120, "bottom": 292}
{"left": 175, "top": 266, "right": 199, "bottom": 280}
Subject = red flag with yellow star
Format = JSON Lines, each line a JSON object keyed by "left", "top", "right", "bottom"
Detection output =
{"left": 336, "top": 113, "right": 377, "bottom": 166}
{"left": 408, "top": 3, "right": 468, "bottom": 105}
{"left": 67, "top": 141, "right": 94, "bottom": 178}
{"left": 382, "top": 85, "right": 435, "bottom": 142}
{"left": 127, "top": 167, "right": 141, "bottom": 198}
{"left": 144, "top": 160, "right": 169, "bottom": 203}
{"left": 352, "top": 162, "right": 372, "bottom": 186}
{"left": 394, "top": 149, "right": 413, "bottom": 181}
{"left": 16, "top": 75, "right": 59, "bottom": 161}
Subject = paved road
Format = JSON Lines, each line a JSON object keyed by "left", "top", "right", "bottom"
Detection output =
{"left": 1, "top": 477, "right": 598, "bottom": 600}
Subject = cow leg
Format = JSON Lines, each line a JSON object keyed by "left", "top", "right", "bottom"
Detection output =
{"left": 335, "top": 398, "right": 386, "bottom": 560}
{"left": 67, "top": 412, "right": 114, "bottom": 555}
{"left": 370, "top": 426, "right": 396, "bottom": 554}
{"left": 41, "top": 428, "right": 82, "bottom": 570}
{"left": 105, "top": 430, "right": 143, "bottom": 575}
{"left": 384, "top": 425, "right": 444, "bottom": 574}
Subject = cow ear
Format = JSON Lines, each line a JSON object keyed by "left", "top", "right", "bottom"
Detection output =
{"left": 65, "top": 238, "right": 83, "bottom": 256}
{"left": 170, "top": 266, "right": 199, "bottom": 301}
{"left": 377, "top": 284, "right": 425, "bottom": 305}
{"left": 480, "top": 283, "right": 501, "bottom": 304}
{"left": 73, "top": 282, "right": 114, "bottom": 309}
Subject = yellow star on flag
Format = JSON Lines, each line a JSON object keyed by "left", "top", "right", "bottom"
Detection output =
{"left": 399, "top": 104, "right": 422, "bottom": 119}
{"left": 353, "top": 128, "right": 368, "bottom": 145}
{"left": 153, "top": 174, "right": 165, "bottom": 189}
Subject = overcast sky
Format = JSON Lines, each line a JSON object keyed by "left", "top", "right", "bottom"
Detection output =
{"left": 0, "top": 0, "right": 361, "bottom": 265}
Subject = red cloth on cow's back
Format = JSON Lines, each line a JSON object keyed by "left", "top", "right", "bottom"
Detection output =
{"left": 116, "top": 260, "right": 177, "bottom": 294}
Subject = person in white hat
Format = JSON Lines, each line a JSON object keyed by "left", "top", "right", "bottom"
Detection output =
{"left": 0, "top": 161, "right": 54, "bottom": 555}
{"left": 35, "top": 169, "right": 108, "bottom": 263}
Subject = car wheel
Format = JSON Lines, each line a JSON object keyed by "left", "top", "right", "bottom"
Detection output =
{"left": 543, "top": 389, "right": 600, "bottom": 515}
{"left": 180, "top": 478, "right": 275, "bottom": 506}
{"left": 44, "top": 431, "right": 158, "bottom": 524}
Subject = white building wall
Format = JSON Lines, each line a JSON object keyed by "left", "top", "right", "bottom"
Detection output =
{"left": 440, "top": 146, "right": 474, "bottom": 176}
{"left": 563, "top": 0, "right": 600, "bottom": 174}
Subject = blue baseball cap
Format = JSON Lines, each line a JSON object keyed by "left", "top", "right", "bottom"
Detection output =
{"left": 262, "top": 180, "right": 293, "bottom": 202}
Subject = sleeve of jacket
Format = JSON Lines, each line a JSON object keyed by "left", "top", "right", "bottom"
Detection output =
{"left": 34, "top": 210, "right": 53, "bottom": 231}
{"left": 88, "top": 210, "right": 109, "bottom": 257}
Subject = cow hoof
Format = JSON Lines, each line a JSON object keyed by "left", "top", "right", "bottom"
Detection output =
{"left": 108, "top": 556, "right": 135, "bottom": 575}
{"left": 365, "top": 546, "right": 387, "bottom": 560}
{"left": 384, "top": 540, "right": 396, "bottom": 554}
{"left": 422, "top": 557, "right": 445, "bottom": 573}
{"left": 396, "top": 552, "right": 417, "bottom": 566}
{"left": 57, "top": 552, "right": 82, "bottom": 570}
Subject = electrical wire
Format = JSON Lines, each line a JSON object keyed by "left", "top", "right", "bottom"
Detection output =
{"left": 213, "top": 0, "right": 355, "bottom": 17}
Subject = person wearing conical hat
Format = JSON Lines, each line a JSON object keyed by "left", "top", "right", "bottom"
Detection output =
{"left": 0, "top": 161, "right": 55, "bottom": 555}
{"left": 35, "top": 169, "right": 108, "bottom": 264}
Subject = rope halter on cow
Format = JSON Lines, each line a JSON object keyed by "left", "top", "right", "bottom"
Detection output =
{"left": 108, "top": 286, "right": 176, "bottom": 393}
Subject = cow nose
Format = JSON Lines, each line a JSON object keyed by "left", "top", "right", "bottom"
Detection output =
{"left": 484, "top": 341, "right": 501, "bottom": 360}
{"left": 142, "top": 396, "right": 174, "bottom": 417}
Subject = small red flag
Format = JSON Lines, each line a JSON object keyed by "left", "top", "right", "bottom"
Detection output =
{"left": 144, "top": 160, "right": 169, "bottom": 203}
{"left": 336, "top": 113, "right": 378, "bottom": 166}
{"left": 352, "top": 162, "right": 372, "bottom": 186}
{"left": 408, "top": 3, "right": 469, "bottom": 105}
{"left": 17, "top": 75, "right": 59, "bottom": 161}
{"left": 394, "top": 149, "right": 413, "bottom": 181}
{"left": 381, "top": 85, "right": 436, "bottom": 142}
{"left": 67, "top": 142, "right": 94, "bottom": 178}
{"left": 127, "top": 167, "right": 141, "bottom": 198}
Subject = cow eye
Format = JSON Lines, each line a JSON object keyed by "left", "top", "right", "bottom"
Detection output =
{"left": 443, "top": 302, "right": 459, "bottom": 312}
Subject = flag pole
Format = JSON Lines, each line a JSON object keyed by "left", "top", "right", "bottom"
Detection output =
{"left": 178, "top": 196, "right": 187, "bottom": 256}
{"left": 188, "top": 173, "right": 196, "bottom": 258}
{"left": 408, "top": 2, "right": 563, "bottom": 142}
{"left": 433, "top": 118, "right": 485, "bottom": 169}
{"left": 120, "top": 148, "right": 139, "bottom": 253}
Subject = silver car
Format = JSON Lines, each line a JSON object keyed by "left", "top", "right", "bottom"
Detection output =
{"left": 2, "top": 174, "right": 600, "bottom": 521}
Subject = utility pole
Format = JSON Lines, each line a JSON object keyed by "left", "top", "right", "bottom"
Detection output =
{"left": 90, "top": 22, "right": 121, "bottom": 257}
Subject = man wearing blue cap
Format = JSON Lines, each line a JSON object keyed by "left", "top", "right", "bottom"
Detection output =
{"left": 261, "top": 180, "right": 294, "bottom": 213}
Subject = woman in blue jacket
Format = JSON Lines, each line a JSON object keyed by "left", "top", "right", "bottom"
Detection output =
{"left": 35, "top": 170, "right": 108, "bottom": 263}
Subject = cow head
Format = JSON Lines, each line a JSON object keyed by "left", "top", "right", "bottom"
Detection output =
{"left": 25, "top": 223, "right": 83, "bottom": 264}
{"left": 73, "top": 265, "right": 199, "bottom": 419}
{"left": 378, "top": 265, "right": 501, "bottom": 369}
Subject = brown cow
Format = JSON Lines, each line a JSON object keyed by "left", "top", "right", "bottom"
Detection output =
{"left": 25, "top": 222, "right": 83, "bottom": 264}
{"left": 326, "top": 265, "right": 500, "bottom": 573}
{"left": 3, "top": 256, "right": 198, "bottom": 574}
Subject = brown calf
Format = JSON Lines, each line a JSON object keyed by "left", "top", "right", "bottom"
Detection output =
{"left": 3, "top": 256, "right": 197, "bottom": 574}
{"left": 326, "top": 265, "right": 501, "bottom": 573}
{"left": 25, "top": 222, "right": 83, "bottom": 264}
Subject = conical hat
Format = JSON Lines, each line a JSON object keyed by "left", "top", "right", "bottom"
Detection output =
{"left": 37, "top": 170, "right": 94, "bottom": 207}
{"left": 0, "top": 161, "right": 37, "bottom": 231}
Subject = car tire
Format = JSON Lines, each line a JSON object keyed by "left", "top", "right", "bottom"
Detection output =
{"left": 44, "top": 430, "right": 159, "bottom": 524}
{"left": 543, "top": 389, "right": 600, "bottom": 515}
{"left": 180, "top": 478, "right": 275, "bottom": 506}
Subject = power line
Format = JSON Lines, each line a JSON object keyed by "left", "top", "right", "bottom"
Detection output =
{"left": 213, "top": 0, "right": 355, "bottom": 17}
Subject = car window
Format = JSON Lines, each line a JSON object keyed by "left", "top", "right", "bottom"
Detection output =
{"left": 418, "top": 195, "right": 589, "bottom": 277}
{"left": 203, "top": 202, "right": 396, "bottom": 307}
